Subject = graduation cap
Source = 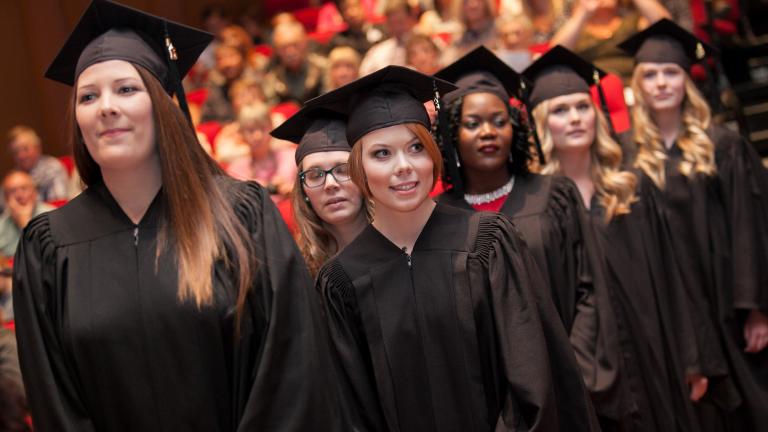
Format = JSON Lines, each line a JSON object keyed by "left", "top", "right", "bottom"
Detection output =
{"left": 270, "top": 107, "right": 351, "bottom": 165}
{"left": 522, "top": 45, "right": 615, "bottom": 139}
{"left": 433, "top": 46, "right": 543, "bottom": 181}
{"left": 303, "top": 65, "right": 456, "bottom": 145}
{"left": 45, "top": 0, "right": 213, "bottom": 120}
{"left": 434, "top": 46, "right": 524, "bottom": 107}
{"left": 617, "top": 18, "right": 716, "bottom": 70}
{"left": 522, "top": 45, "right": 608, "bottom": 109}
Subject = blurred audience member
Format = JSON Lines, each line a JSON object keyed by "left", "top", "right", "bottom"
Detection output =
{"left": 220, "top": 24, "right": 269, "bottom": 72}
{"left": 0, "top": 259, "right": 11, "bottom": 322}
{"left": 416, "top": 0, "right": 462, "bottom": 36}
{"left": 271, "top": 12, "right": 300, "bottom": 28}
{"left": 239, "top": 4, "right": 268, "bottom": 45}
{"left": 405, "top": 34, "right": 442, "bottom": 74}
{"left": 264, "top": 21, "right": 326, "bottom": 104}
{"left": 0, "top": 280, "right": 28, "bottom": 431}
{"left": 0, "top": 315, "right": 27, "bottom": 432}
{"left": 229, "top": 76, "right": 267, "bottom": 115}
{"left": 6, "top": 126, "right": 71, "bottom": 203}
{"left": 494, "top": 13, "right": 534, "bottom": 71}
{"left": 199, "top": 42, "right": 257, "bottom": 123}
{"left": 359, "top": 0, "right": 418, "bottom": 75}
{"left": 442, "top": 0, "right": 499, "bottom": 63}
{"left": 225, "top": 104, "right": 297, "bottom": 203}
{"left": 211, "top": 76, "right": 269, "bottom": 163}
{"left": 325, "top": 46, "right": 361, "bottom": 92}
{"left": 550, "top": 0, "right": 670, "bottom": 82}
{"left": 328, "top": 0, "right": 384, "bottom": 55}
{"left": 197, "top": 3, "right": 233, "bottom": 71}
{"left": 0, "top": 171, "right": 53, "bottom": 258}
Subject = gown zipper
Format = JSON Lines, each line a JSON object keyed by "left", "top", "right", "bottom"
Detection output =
{"left": 402, "top": 246, "right": 412, "bottom": 268}
{"left": 133, "top": 225, "right": 139, "bottom": 247}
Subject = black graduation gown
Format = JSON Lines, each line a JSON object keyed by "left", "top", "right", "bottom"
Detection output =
{"left": 586, "top": 176, "right": 726, "bottom": 432}
{"left": 12, "top": 180, "right": 338, "bottom": 431}
{"left": 439, "top": 174, "right": 589, "bottom": 332}
{"left": 440, "top": 174, "right": 633, "bottom": 423}
{"left": 317, "top": 202, "right": 599, "bottom": 432}
{"left": 649, "top": 125, "right": 768, "bottom": 430}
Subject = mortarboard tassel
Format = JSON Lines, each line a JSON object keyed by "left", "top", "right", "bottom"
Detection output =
{"left": 433, "top": 79, "right": 465, "bottom": 194}
{"left": 163, "top": 21, "right": 193, "bottom": 125}
{"left": 593, "top": 70, "right": 617, "bottom": 139}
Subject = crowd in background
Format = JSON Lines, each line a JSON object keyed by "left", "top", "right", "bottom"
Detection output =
{"left": 0, "top": 0, "right": 751, "bottom": 428}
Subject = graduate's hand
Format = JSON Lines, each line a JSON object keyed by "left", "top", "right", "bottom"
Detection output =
{"left": 744, "top": 309, "right": 768, "bottom": 353}
{"left": 686, "top": 374, "right": 708, "bottom": 402}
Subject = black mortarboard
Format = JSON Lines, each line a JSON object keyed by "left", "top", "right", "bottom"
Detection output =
{"left": 304, "top": 66, "right": 456, "bottom": 145}
{"left": 434, "top": 46, "right": 524, "bottom": 106}
{"left": 45, "top": 0, "right": 212, "bottom": 104}
{"left": 617, "top": 18, "right": 715, "bottom": 69}
{"left": 522, "top": 45, "right": 608, "bottom": 109}
{"left": 270, "top": 108, "right": 351, "bottom": 165}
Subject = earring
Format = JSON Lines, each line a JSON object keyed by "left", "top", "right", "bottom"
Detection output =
{"left": 509, "top": 152, "right": 514, "bottom": 163}
{"left": 453, "top": 149, "right": 461, "bottom": 168}
{"left": 304, "top": 196, "right": 310, "bottom": 202}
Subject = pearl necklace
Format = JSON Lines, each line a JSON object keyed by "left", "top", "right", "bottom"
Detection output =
{"left": 464, "top": 177, "right": 515, "bottom": 205}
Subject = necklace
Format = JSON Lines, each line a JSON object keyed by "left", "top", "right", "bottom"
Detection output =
{"left": 464, "top": 177, "right": 515, "bottom": 205}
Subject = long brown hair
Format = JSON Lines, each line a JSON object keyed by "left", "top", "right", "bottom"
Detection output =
{"left": 348, "top": 123, "right": 443, "bottom": 200}
{"left": 70, "top": 63, "right": 254, "bottom": 317}
{"left": 533, "top": 99, "right": 637, "bottom": 222}
{"left": 630, "top": 65, "right": 716, "bottom": 189}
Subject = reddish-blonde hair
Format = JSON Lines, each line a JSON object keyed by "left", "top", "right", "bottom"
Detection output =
{"left": 348, "top": 123, "right": 443, "bottom": 200}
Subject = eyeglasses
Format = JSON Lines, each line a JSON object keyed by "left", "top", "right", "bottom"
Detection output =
{"left": 299, "top": 163, "right": 351, "bottom": 188}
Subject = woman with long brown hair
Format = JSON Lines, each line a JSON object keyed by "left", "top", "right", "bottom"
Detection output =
{"left": 12, "top": 2, "right": 335, "bottom": 430}
{"left": 309, "top": 65, "right": 598, "bottom": 431}
{"left": 527, "top": 45, "right": 718, "bottom": 431}
{"left": 271, "top": 110, "right": 370, "bottom": 277}
{"left": 619, "top": 19, "right": 768, "bottom": 431}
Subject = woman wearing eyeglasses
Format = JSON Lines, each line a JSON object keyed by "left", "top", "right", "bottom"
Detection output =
{"left": 272, "top": 110, "right": 370, "bottom": 277}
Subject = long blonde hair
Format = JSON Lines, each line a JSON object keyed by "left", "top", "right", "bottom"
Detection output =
{"left": 629, "top": 65, "right": 716, "bottom": 189}
{"left": 532, "top": 98, "right": 637, "bottom": 222}
{"left": 291, "top": 159, "right": 371, "bottom": 277}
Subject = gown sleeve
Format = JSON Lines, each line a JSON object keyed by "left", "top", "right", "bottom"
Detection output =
{"left": 715, "top": 128, "right": 768, "bottom": 313}
{"left": 546, "top": 178, "right": 625, "bottom": 419}
{"left": 544, "top": 176, "right": 594, "bottom": 333}
{"left": 315, "top": 259, "right": 389, "bottom": 432}
{"left": 470, "top": 212, "right": 599, "bottom": 432}
{"left": 231, "top": 181, "right": 340, "bottom": 431}
{"left": 12, "top": 214, "right": 96, "bottom": 431}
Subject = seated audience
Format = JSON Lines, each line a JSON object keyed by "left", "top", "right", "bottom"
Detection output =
{"left": 200, "top": 42, "right": 258, "bottom": 123}
{"left": 0, "top": 318, "right": 27, "bottom": 432}
{"left": 359, "top": 0, "right": 418, "bottom": 75}
{"left": 405, "top": 33, "right": 442, "bottom": 74}
{"left": 219, "top": 24, "right": 270, "bottom": 72}
{"left": 324, "top": 46, "right": 361, "bottom": 92}
{"left": 6, "top": 126, "right": 71, "bottom": 203}
{"left": 224, "top": 104, "right": 297, "bottom": 203}
{"left": 327, "top": 0, "right": 384, "bottom": 55}
{"left": 0, "top": 171, "right": 54, "bottom": 258}
{"left": 263, "top": 21, "right": 326, "bottom": 104}
{"left": 442, "top": 0, "right": 499, "bottom": 63}
{"left": 494, "top": 13, "right": 534, "bottom": 71}
{"left": 550, "top": 0, "right": 670, "bottom": 82}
